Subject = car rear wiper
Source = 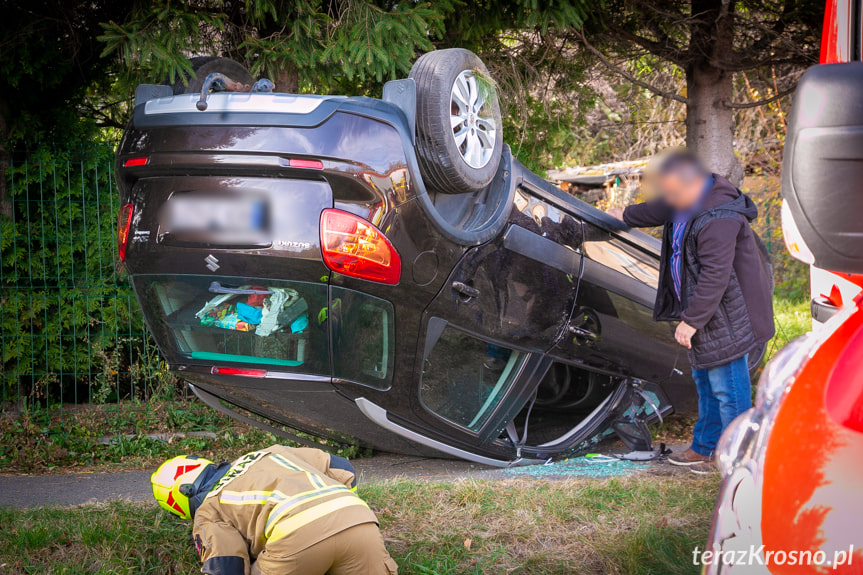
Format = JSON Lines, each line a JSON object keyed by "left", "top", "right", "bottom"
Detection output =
{"left": 208, "top": 281, "right": 273, "bottom": 295}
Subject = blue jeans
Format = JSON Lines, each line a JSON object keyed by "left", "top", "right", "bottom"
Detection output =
{"left": 690, "top": 354, "right": 752, "bottom": 457}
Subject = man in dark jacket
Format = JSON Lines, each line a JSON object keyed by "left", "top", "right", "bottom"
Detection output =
{"left": 608, "top": 152, "right": 774, "bottom": 474}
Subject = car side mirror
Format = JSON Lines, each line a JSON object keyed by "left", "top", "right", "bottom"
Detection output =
{"left": 781, "top": 62, "right": 863, "bottom": 274}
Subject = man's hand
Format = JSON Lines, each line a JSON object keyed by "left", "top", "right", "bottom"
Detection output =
{"left": 675, "top": 321, "right": 697, "bottom": 349}
{"left": 606, "top": 207, "right": 624, "bottom": 220}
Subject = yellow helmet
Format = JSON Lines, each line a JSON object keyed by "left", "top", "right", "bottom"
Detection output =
{"left": 151, "top": 455, "right": 213, "bottom": 519}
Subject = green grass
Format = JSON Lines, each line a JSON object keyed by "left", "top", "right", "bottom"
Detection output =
{"left": 767, "top": 297, "right": 811, "bottom": 360}
{"left": 0, "top": 400, "right": 366, "bottom": 474}
{"left": 0, "top": 476, "right": 718, "bottom": 574}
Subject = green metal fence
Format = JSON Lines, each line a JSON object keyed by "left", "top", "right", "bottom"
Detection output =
{"left": 0, "top": 143, "right": 159, "bottom": 412}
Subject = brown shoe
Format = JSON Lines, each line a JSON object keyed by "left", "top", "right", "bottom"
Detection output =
{"left": 668, "top": 448, "right": 712, "bottom": 466}
{"left": 690, "top": 460, "right": 719, "bottom": 475}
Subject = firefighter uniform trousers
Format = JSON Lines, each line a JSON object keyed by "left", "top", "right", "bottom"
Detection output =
{"left": 193, "top": 445, "right": 398, "bottom": 575}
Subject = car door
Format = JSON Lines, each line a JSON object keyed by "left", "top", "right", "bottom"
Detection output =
{"left": 552, "top": 221, "right": 683, "bottom": 386}
{"left": 410, "top": 187, "right": 584, "bottom": 449}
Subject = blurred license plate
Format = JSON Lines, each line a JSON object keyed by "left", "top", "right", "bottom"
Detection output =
{"left": 161, "top": 196, "right": 269, "bottom": 244}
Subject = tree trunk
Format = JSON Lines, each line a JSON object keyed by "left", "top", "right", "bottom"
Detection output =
{"left": 685, "top": 64, "right": 743, "bottom": 185}
{"left": 275, "top": 67, "right": 299, "bottom": 94}
{"left": 685, "top": 0, "right": 744, "bottom": 186}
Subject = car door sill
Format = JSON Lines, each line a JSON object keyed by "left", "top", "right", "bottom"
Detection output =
{"left": 355, "top": 397, "right": 543, "bottom": 468}
{"left": 536, "top": 389, "right": 618, "bottom": 448}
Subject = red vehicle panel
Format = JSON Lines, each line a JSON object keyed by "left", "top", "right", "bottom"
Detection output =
{"left": 705, "top": 1, "right": 863, "bottom": 572}
{"left": 761, "top": 304, "right": 863, "bottom": 573}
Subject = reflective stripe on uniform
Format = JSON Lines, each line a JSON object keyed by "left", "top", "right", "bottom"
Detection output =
{"left": 264, "top": 485, "right": 352, "bottom": 537}
{"left": 269, "top": 453, "right": 304, "bottom": 472}
{"left": 270, "top": 453, "right": 326, "bottom": 488}
{"left": 219, "top": 490, "right": 284, "bottom": 505}
{"left": 268, "top": 495, "right": 370, "bottom": 542}
{"left": 207, "top": 450, "right": 270, "bottom": 499}
{"left": 308, "top": 473, "right": 325, "bottom": 488}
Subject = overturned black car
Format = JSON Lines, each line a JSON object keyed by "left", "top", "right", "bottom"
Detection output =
{"left": 117, "top": 49, "right": 705, "bottom": 466}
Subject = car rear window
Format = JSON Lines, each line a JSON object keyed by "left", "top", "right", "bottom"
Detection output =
{"left": 137, "top": 275, "right": 330, "bottom": 374}
{"left": 134, "top": 275, "right": 395, "bottom": 389}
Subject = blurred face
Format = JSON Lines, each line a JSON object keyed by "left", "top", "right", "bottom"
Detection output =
{"left": 657, "top": 170, "right": 707, "bottom": 212}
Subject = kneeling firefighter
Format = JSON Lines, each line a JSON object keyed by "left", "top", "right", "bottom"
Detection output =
{"left": 151, "top": 445, "right": 398, "bottom": 575}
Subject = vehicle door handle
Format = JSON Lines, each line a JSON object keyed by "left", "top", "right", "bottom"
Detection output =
{"left": 452, "top": 281, "right": 480, "bottom": 298}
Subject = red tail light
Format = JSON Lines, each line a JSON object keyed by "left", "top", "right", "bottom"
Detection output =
{"left": 123, "top": 157, "right": 149, "bottom": 167}
{"left": 289, "top": 158, "right": 323, "bottom": 169}
{"left": 211, "top": 366, "right": 268, "bottom": 377}
{"left": 117, "top": 203, "right": 134, "bottom": 262}
{"left": 320, "top": 209, "right": 401, "bottom": 285}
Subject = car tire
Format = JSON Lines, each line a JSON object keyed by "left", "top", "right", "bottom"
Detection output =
{"left": 169, "top": 57, "right": 254, "bottom": 95}
{"left": 410, "top": 49, "right": 503, "bottom": 194}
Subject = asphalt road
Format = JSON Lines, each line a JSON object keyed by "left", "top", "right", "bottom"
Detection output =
{"left": 0, "top": 470, "right": 157, "bottom": 508}
{"left": 0, "top": 454, "right": 489, "bottom": 508}
{"left": 0, "top": 443, "right": 689, "bottom": 508}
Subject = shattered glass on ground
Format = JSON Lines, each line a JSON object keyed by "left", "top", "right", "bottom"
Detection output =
{"left": 484, "top": 456, "right": 647, "bottom": 479}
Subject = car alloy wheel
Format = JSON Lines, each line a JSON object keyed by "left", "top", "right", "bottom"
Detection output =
{"left": 450, "top": 70, "right": 497, "bottom": 169}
